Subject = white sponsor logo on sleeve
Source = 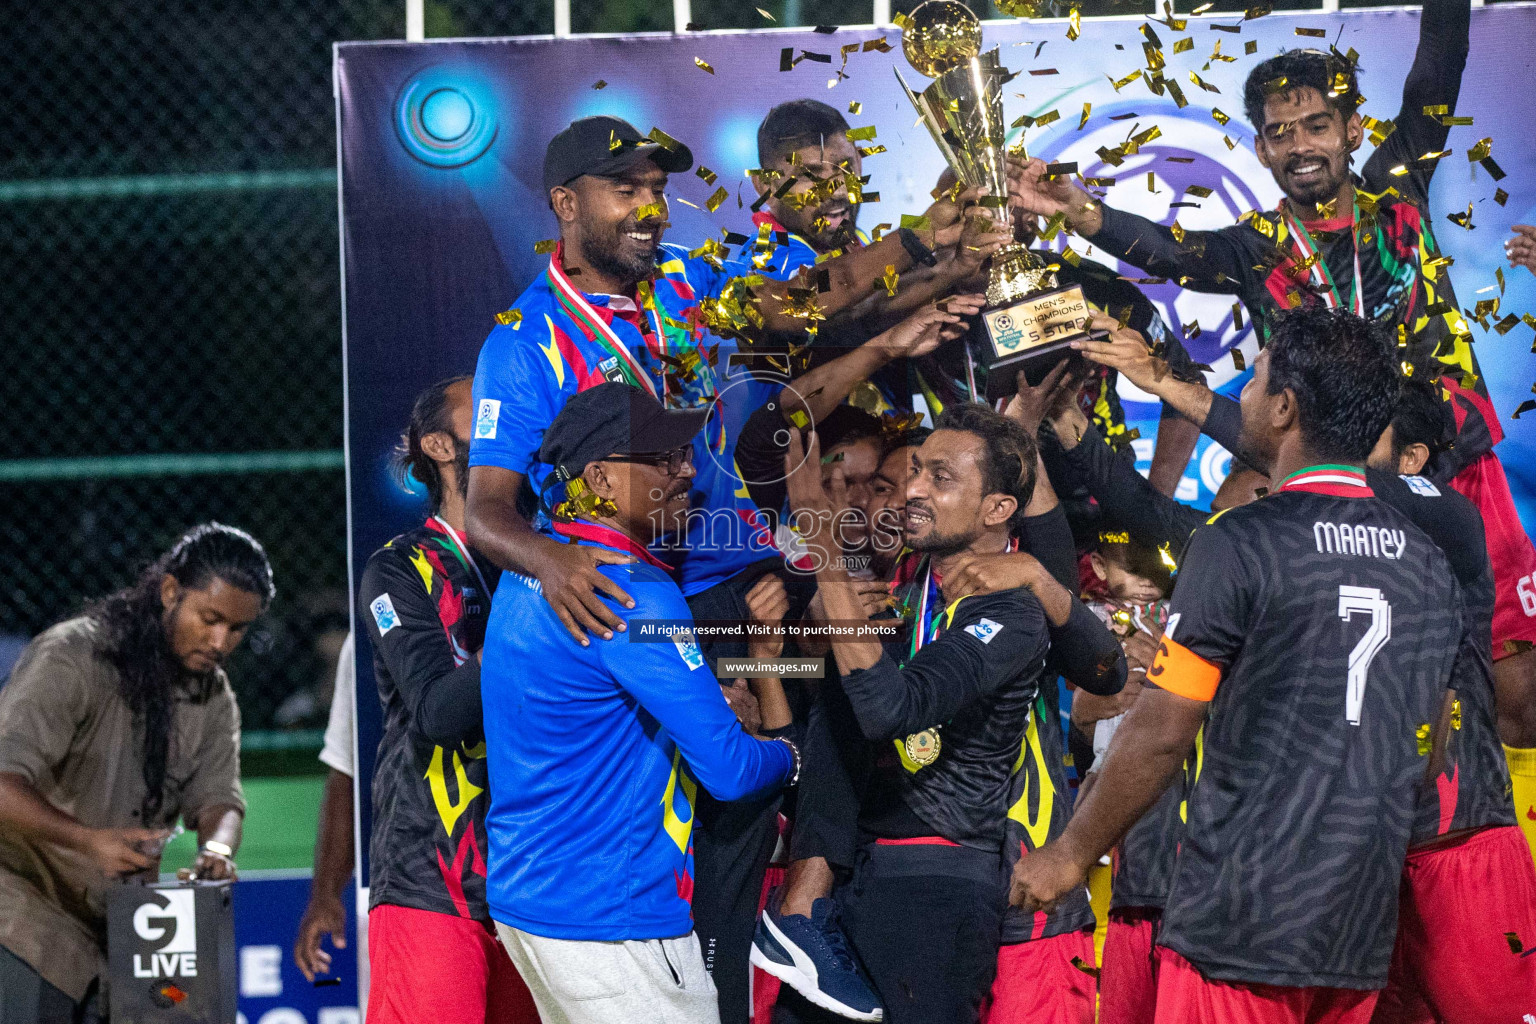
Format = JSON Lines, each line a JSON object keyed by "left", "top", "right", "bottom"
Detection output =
{"left": 474, "top": 398, "right": 501, "bottom": 439}
{"left": 964, "top": 618, "right": 1004, "bottom": 644}
{"left": 371, "top": 593, "right": 400, "bottom": 635}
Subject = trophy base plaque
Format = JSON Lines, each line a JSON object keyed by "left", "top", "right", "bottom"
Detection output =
{"left": 979, "top": 283, "right": 1108, "bottom": 402}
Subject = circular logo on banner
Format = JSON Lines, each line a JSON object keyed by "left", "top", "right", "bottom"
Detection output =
{"left": 394, "top": 67, "right": 498, "bottom": 168}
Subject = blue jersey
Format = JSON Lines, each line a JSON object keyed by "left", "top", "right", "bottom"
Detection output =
{"left": 469, "top": 241, "right": 781, "bottom": 595}
{"left": 481, "top": 521, "right": 795, "bottom": 941}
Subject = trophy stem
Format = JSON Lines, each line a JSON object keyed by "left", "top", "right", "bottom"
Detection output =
{"left": 985, "top": 243, "right": 1054, "bottom": 307}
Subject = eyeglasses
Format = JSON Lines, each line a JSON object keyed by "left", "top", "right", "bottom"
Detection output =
{"left": 603, "top": 445, "right": 694, "bottom": 475}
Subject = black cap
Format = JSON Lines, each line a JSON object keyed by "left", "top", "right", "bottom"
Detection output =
{"left": 538, "top": 383, "right": 708, "bottom": 483}
{"left": 543, "top": 116, "right": 694, "bottom": 195}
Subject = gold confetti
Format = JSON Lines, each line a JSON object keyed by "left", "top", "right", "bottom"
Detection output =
{"left": 1468, "top": 137, "right": 1493, "bottom": 162}
{"left": 1232, "top": 348, "right": 1245, "bottom": 370}
{"left": 1264, "top": 76, "right": 1289, "bottom": 95}
{"left": 1389, "top": 164, "right": 1409, "bottom": 177}
{"left": 705, "top": 186, "right": 729, "bottom": 212}
{"left": 1110, "top": 69, "right": 1144, "bottom": 92}
{"left": 1147, "top": 171, "right": 1159, "bottom": 193}
{"left": 694, "top": 57, "right": 715, "bottom": 74}
{"left": 882, "top": 264, "right": 899, "bottom": 297}
{"left": 1192, "top": 1, "right": 1214, "bottom": 11}
{"left": 1170, "top": 221, "right": 1185, "bottom": 243}
{"left": 608, "top": 130, "right": 623, "bottom": 152}
{"left": 1174, "top": 37, "right": 1193, "bottom": 53}
{"left": 593, "top": 80, "right": 608, "bottom": 90}
{"left": 1223, "top": 135, "right": 1236, "bottom": 150}
{"left": 533, "top": 239, "right": 557, "bottom": 254}
{"left": 1416, "top": 723, "right": 1432, "bottom": 756}
{"left": 1078, "top": 102, "right": 1092, "bottom": 130}
{"left": 1035, "top": 109, "right": 1061, "bottom": 127}
{"left": 1066, "top": 6, "right": 1082, "bottom": 40}
{"left": 1061, "top": 246, "right": 1082, "bottom": 267}
{"left": 1419, "top": 149, "right": 1452, "bottom": 163}
{"left": 1245, "top": 3, "right": 1272, "bottom": 18}
{"left": 1232, "top": 302, "right": 1245, "bottom": 331}
{"left": 848, "top": 100, "right": 862, "bottom": 115}
{"left": 634, "top": 202, "right": 664, "bottom": 221}
{"left": 846, "top": 125, "right": 877, "bottom": 141}
{"left": 1361, "top": 115, "right": 1396, "bottom": 146}
{"left": 857, "top": 145, "right": 887, "bottom": 157}
{"left": 1446, "top": 202, "right": 1475, "bottom": 230}
{"left": 1495, "top": 188, "right": 1509, "bottom": 206}
{"left": 495, "top": 308, "right": 523, "bottom": 326}
{"left": 1295, "top": 27, "right": 1328, "bottom": 38}
{"left": 1211, "top": 108, "right": 1230, "bottom": 125}
{"left": 757, "top": 6, "right": 774, "bottom": 19}
{"left": 1314, "top": 197, "right": 1337, "bottom": 219}
{"left": 1084, "top": 176, "right": 1115, "bottom": 187}
{"left": 648, "top": 127, "right": 682, "bottom": 151}
{"left": 696, "top": 166, "right": 718, "bottom": 186}
{"left": 1245, "top": 39, "right": 1258, "bottom": 55}
{"left": 1189, "top": 71, "right": 1220, "bottom": 93}
{"left": 892, "top": 11, "right": 910, "bottom": 28}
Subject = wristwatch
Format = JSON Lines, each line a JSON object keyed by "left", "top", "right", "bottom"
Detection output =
{"left": 896, "top": 226, "right": 938, "bottom": 268}
{"left": 774, "top": 736, "right": 802, "bottom": 786}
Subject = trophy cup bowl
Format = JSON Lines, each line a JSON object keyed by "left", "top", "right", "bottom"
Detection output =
{"left": 898, "top": 0, "right": 1105, "bottom": 401}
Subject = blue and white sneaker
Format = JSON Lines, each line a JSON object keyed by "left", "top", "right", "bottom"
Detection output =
{"left": 750, "top": 893, "right": 883, "bottom": 1022}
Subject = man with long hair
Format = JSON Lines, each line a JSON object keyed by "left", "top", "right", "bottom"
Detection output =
{"left": 0, "top": 523, "right": 271, "bottom": 1022}
{"left": 354, "top": 375, "right": 537, "bottom": 1024}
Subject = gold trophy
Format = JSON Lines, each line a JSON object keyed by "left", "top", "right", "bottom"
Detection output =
{"left": 896, "top": 0, "right": 1104, "bottom": 401}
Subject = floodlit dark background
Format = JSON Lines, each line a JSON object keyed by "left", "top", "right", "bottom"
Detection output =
{"left": 0, "top": 0, "right": 1508, "bottom": 745}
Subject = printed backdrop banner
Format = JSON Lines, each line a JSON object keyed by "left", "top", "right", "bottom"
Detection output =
{"left": 337, "top": 7, "right": 1536, "bottom": 875}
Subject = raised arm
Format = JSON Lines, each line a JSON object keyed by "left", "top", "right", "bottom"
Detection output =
{"left": 1361, "top": 0, "right": 1472, "bottom": 199}
{"left": 1007, "top": 159, "right": 1253, "bottom": 294}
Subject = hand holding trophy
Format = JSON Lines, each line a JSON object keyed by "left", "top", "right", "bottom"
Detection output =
{"left": 896, "top": 0, "right": 1106, "bottom": 401}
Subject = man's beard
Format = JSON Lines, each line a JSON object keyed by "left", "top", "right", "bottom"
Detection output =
{"left": 453, "top": 437, "right": 470, "bottom": 501}
{"left": 1281, "top": 154, "right": 1350, "bottom": 207}
{"left": 906, "top": 523, "right": 980, "bottom": 559}
{"left": 580, "top": 220, "right": 656, "bottom": 285}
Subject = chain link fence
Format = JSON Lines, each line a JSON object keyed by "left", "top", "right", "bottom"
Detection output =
{"left": 0, "top": 0, "right": 1478, "bottom": 735}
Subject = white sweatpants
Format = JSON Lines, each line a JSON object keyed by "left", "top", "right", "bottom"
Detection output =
{"left": 494, "top": 923, "right": 721, "bottom": 1024}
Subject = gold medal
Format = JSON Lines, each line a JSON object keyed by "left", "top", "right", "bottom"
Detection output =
{"left": 904, "top": 728, "right": 942, "bottom": 767}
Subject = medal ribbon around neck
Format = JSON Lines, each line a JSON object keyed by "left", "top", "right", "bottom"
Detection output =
{"left": 431, "top": 515, "right": 491, "bottom": 597}
{"left": 546, "top": 248, "right": 727, "bottom": 453}
{"left": 545, "top": 251, "right": 658, "bottom": 398}
{"left": 1280, "top": 198, "right": 1365, "bottom": 317}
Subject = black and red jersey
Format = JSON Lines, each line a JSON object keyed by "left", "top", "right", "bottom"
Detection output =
{"left": 359, "top": 517, "right": 496, "bottom": 921}
{"left": 1151, "top": 466, "right": 1465, "bottom": 989}
{"left": 1091, "top": 1, "right": 1496, "bottom": 475}
{"left": 1000, "top": 688, "right": 1096, "bottom": 943}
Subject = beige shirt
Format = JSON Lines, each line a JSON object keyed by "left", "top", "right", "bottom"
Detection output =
{"left": 0, "top": 617, "right": 244, "bottom": 1001}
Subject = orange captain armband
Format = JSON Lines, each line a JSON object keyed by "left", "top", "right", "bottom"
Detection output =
{"left": 1147, "top": 637, "right": 1222, "bottom": 702}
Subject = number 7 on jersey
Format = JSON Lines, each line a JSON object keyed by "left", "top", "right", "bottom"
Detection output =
{"left": 1338, "top": 585, "right": 1392, "bottom": 725}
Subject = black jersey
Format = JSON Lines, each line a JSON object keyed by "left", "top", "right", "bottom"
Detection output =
{"left": 1110, "top": 781, "right": 1184, "bottom": 914}
{"left": 1000, "top": 688, "right": 1097, "bottom": 943}
{"left": 1088, "top": 1, "right": 1495, "bottom": 475}
{"left": 360, "top": 518, "right": 496, "bottom": 920}
{"left": 1202, "top": 398, "right": 1514, "bottom": 844}
{"left": 1151, "top": 467, "right": 1464, "bottom": 989}
{"left": 847, "top": 567, "right": 1051, "bottom": 852}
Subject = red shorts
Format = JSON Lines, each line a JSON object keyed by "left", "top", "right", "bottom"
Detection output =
{"left": 982, "top": 929, "right": 1096, "bottom": 1024}
{"left": 1449, "top": 452, "right": 1536, "bottom": 657}
{"left": 367, "top": 904, "right": 538, "bottom": 1024}
{"left": 1153, "top": 948, "right": 1377, "bottom": 1024}
{"left": 1100, "top": 909, "right": 1160, "bottom": 1024}
{"left": 1374, "top": 825, "right": 1536, "bottom": 1024}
